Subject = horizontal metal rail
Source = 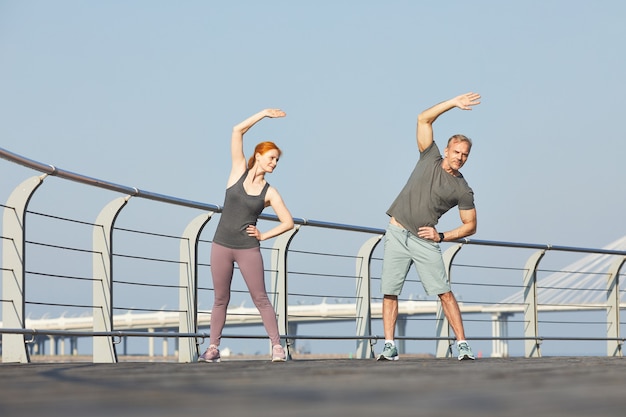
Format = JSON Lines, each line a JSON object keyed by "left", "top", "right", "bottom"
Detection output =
{"left": 2, "top": 328, "right": 624, "bottom": 345}
{"left": 0, "top": 146, "right": 383, "bottom": 235}
{"left": 4, "top": 145, "right": 626, "bottom": 250}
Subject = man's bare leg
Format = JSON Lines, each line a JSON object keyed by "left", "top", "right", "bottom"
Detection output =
{"left": 382, "top": 294, "right": 399, "bottom": 340}
{"left": 439, "top": 291, "right": 475, "bottom": 360}
{"left": 438, "top": 291, "right": 466, "bottom": 341}
{"left": 378, "top": 294, "right": 400, "bottom": 360}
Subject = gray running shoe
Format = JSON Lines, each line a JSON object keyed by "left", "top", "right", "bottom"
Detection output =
{"left": 457, "top": 342, "right": 475, "bottom": 361}
{"left": 377, "top": 342, "right": 399, "bottom": 361}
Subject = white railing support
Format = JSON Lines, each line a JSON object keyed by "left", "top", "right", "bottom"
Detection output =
{"left": 355, "top": 235, "right": 382, "bottom": 358}
{"left": 606, "top": 256, "right": 625, "bottom": 356}
{"left": 270, "top": 225, "right": 300, "bottom": 359}
{"left": 92, "top": 196, "right": 129, "bottom": 363}
{"left": 2, "top": 174, "right": 45, "bottom": 363}
{"left": 523, "top": 250, "right": 546, "bottom": 358}
{"left": 178, "top": 212, "right": 213, "bottom": 363}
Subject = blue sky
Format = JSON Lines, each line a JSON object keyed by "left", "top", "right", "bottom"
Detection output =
{"left": 2, "top": 1, "right": 625, "bottom": 248}
{"left": 1, "top": 1, "right": 625, "bottom": 356}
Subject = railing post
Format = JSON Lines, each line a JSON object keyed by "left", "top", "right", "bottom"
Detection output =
{"left": 178, "top": 212, "right": 213, "bottom": 363}
{"left": 2, "top": 175, "right": 45, "bottom": 363}
{"left": 355, "top": 235, "right": 383, "bottom": 359}
{"left": 491, "top": 312, "right": 511, "bottom": 358}
{"left": 522, "top": 250, "right": 545, "bottom": 358}
{"left": 92, "top": 196, "right": 129, "bottom": 363}
{"left": 269, "top": 225, "right": 300, "bottom": 359}
{"left": 435, "top": 243, "right": 464, "bottom": 358}
{"left": 606, "top": 256, "right": 625, "bottom": 357}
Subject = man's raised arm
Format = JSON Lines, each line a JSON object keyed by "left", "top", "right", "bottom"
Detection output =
{"left": 416, "top": 92, "right": 481, "bottom": 152}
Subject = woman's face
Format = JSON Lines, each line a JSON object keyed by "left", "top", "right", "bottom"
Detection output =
{"left": 256, "top": 149, "right": 280, "bottom": 173}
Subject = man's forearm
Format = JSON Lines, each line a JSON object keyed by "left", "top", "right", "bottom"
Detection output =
{"left": 441, "top": 223, "right": 476, "bottom": 241}
{"left": 418, "top": 97, "right": 457, "bottom": 126}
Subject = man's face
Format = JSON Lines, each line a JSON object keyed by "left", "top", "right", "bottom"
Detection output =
{"left": 444, "top": 141, "right": 471, "bottom": 171}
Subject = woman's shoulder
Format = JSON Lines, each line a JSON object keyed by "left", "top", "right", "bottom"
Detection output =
{"left": 226, "top": 168, "right": 248, "bottom": 188}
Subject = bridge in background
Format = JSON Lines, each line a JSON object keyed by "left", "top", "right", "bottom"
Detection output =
{"left": 9, "top": 295, "right": 623, "bottom": 359}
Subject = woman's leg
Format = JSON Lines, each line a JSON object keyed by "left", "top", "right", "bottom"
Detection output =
{"left": 209, "top": 243, "right": 235, "bottom": 347}
{"left": 236, "top": 247, "right": 281, "bottom": 346}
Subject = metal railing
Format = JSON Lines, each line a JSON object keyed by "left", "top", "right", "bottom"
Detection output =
{"left": 2, "top": 146, "right": 625, "bottom": 363}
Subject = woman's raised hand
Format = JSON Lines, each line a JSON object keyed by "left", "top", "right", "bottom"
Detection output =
{"left": 265, "top": 109, "right": 286, "bottom": 118}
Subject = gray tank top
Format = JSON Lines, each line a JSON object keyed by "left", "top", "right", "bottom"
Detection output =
{"left": 213, "top": 171, "right": 270, "bottom": 249}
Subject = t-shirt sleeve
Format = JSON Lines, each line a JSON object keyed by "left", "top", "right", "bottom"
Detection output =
{"left": 420, "top": 141, "right": 438, "bottom": 159}
{"left": 458, "top": 188, "right": 475, "bottom": 210}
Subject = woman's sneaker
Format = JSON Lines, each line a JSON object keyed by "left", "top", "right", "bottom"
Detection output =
{"left": 272, "top": 344, "right": 287, "bottom": 362}
{"left": 198, "top": 345, "right": 220, "bottom": 363}
{"left": 457, "top": 342, "right": 475, "bottom": 361}
{"left": 377, "top": 342, "right": 399, "bottom": 361}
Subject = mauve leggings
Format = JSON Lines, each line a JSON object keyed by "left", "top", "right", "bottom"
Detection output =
{"left": 209, "top": 242, "right": 280, "bottom": 346}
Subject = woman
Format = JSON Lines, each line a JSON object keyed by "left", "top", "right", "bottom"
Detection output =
{"left": 198, "top": 109, "right": 294, "bottom": 363}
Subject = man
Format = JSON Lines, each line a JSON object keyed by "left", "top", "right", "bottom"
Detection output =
{"left": 378, "top": 92, "right": 481, "bottom": 361}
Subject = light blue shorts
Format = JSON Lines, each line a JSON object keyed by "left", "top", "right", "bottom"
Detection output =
{"left": 380, "top": 223, "right": 451, "bottom": 296}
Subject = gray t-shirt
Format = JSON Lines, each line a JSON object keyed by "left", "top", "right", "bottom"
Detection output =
{"left": 386, "top": 141, "right": 474, "bottom": 236}
{"left": 213, "top": 171, "right": 269, "bottom": 249}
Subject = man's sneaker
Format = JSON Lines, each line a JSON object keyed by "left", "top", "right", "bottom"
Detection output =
{"left": 457, "top": 342, "right": 475, "bottom": 361}
{"left": 272, "top": 344, "right": 287, "bottom": 362}
{"left": 198, "top": 345, "right": 220, "bottom": 363}
{"left": 376, "top": 342, "right": 399, "bottom": 361}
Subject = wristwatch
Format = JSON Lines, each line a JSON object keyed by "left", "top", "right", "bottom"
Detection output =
{"left": 438, "top": 232, "right": 445, "bottom": 242}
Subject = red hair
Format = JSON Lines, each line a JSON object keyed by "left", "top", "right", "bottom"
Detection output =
{"left": 247, "top": 141, "right": 282, "bottom": 170}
